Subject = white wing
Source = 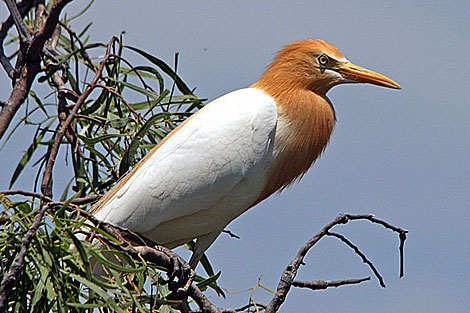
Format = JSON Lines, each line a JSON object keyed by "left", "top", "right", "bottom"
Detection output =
{"left": 94, "top": 88, "right": 278, "bottom": 247}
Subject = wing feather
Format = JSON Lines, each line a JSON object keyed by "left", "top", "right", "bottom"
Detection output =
{"left": 94, "top": 88, "right": 277, "bottom": 243}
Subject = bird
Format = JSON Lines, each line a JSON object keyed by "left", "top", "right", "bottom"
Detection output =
{"left": 90, "top": 39, "right": 400, "bottom": 268}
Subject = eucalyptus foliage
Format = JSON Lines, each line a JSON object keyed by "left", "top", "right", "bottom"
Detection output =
{"left": 0, "top": 1, "right": 227, "bottom": 312}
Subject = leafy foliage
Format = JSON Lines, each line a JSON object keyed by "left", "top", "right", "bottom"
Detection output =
{"left": 0, "top": 1, "right": 228, "bottom": 312}
{"left": 5, "top": 10, "right": 205, "bottom": 198}
{"left": 0, "top": 197, "right": 172, "bottom": 312}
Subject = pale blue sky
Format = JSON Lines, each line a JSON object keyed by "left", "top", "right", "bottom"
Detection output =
{"left": 1, "top": 1, "right": 469, "bottom": 312}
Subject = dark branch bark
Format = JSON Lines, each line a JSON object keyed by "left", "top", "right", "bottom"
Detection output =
{"left": 0, "top": 0, "right": 73, "bottom": 140}
{"left": 0, "top": 0, "right": 35, "bottom": 78}
{"left": 0, "top": 189, "right": 407, "bottom": 313}
{"left": 4, "top": 0, "right": 32, "bottom": 43}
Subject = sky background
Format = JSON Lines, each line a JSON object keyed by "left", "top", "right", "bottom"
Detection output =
{"left": 1, "top": 1, "right": 469, "bottom": 312}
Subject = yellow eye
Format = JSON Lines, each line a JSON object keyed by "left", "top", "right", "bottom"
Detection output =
{"left": 318, "top": 54, "right": 329, "bottom": 65}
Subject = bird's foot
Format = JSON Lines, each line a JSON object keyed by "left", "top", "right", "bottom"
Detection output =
{"left": 152, "top": 245, "right": 195, "bottom": 298}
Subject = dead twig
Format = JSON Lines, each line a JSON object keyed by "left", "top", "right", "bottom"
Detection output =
{"left": 264, "top": 213, "right": 408, "bottom": 313}
{"left": 292, "top": 277, "right": 371, "bottom": 290}
{"left": 327, "top": 231, "right": 385, "bottom": 287}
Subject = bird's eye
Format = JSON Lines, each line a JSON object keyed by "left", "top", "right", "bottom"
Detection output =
{"left": 318, "top": 54, "right": 329, "bottom": 65}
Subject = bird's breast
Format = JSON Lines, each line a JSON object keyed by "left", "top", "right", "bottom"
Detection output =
{"left": 254, "top": 90, "right": 336, "bottom": 203}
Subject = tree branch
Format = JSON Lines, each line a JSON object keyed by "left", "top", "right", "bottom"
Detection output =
{"left": 0, "top": 0, "right": 73, "bottom": 140}
{"left": 327, "top": 231, "right": 385, "bottom": 287}
{"left": 0, "top": 188, "right": 407, "bottom": 313}
{"left": 292, "top": 277, "right": 371, "bottom": 290}
{"left": 0, "top": 0, "right": 35, "bottom": 79}
{"left": 4, "top": 0, "right": 32, "bottom": 43}
{"left": 264, "top": 213, "right": 408, "bottom": 313}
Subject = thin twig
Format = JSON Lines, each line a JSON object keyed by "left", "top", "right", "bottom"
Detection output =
{"left": 222, "top": 229, "right": 240, "bottom": 240}
{"left": 233, "top": 302, "right": 267, "bottom": 312}
{"left": 327, "top": 231, "right": 385, "bottom": 287}
{"left": 0, "top": 0, "right": 35, "bottom": 79}
{"left": 40, "top": 37, "right": 117, "bottom": 197}
{"left": 264, "top": 213, "right": 408, "bottom": 313}
{"left": 0, "top": 189, "right": 97, "bottom": 206}
{"left": 292, "top": 277, "right": 371, "bottom": 290}
{"left": 0, "top": 189, "right": 53, "bottom": 202}
{"left": 4, "top": 0, "right": 32, "bottom": 43}
{"left": 58, "top": 20, "right": 96, "bottom": 72}
{"left": 0, "top": 0, "right": 74, "bottom": 140}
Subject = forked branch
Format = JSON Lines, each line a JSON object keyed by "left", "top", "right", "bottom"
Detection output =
{"left": 264, "top": 213, "right": 407, "bottom": 313}
{"left": 0, "top": 191, "right": 407, "bottom": 313}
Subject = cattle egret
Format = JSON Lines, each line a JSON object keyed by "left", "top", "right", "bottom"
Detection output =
{"left": 91, "top": 39, "right": 400, "bottom": 268}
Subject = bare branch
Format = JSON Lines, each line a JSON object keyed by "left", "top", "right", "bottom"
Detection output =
{"left": 1, "top": 188, "right": 407, "bottom": 313}
{"left": 0, "top": 189, "right": 53, "bottom": 202}
{"left": 293, "top": 277, "right": 371, "bottom": 290}
{"left": 4, "top": 0, "right": 32, "bottom": 43}
{"left": 264, "top": 213, "right": 408, "bottom": 313}
{"left": 0, "top": 0, "right": 35, "bottom": 78}
{"left": 0, "top": 0, "right": 74, "bottom": 140}
{"left": 327, "top": 231, "right": 386, "bottom": 287}
{"left": 222, "top": 229, "right": 240, "bottom": 240}
{"left": 233, "top": 303, "right": 267, "bottom": 312}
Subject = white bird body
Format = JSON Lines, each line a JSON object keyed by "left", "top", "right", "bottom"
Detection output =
{"left": 91, "top": 39, "right": 400, "bottom": 267}
{"left": 94, "top": 88, "right": 280, "bottom": 261}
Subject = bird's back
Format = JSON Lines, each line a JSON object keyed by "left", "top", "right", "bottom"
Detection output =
{"left": 93, "top": 88, "right": 278, "bottom": 247}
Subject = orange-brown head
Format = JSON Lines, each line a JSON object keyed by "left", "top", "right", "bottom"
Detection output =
{"left": 252, "top": 39, "right": 401, "bottom": 203}
{"left": 254, "top": 39, "right": 401, "bottom": 96}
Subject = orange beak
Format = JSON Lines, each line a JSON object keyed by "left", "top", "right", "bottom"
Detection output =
{"left": 337, "top": 62, "right": 401, "bottom": 89}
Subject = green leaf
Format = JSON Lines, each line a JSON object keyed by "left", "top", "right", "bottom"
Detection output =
{"left": 88, "top": 249, "right": 146, "bottom": 274}
{"left": 118, "top": 112, "right": 167, "bottom": 175}
{"left": 29, "top": 90, "right": 50, "bottom": 117}
{"left": 196, "top": 271, "right": 221, "bottom": 290}
{"left": 10, "top": 126, "right": 47, "bottom": 188}
{"left": 110, "top": 78, "right": 161, "bottom": 100}
{"left": 78, "top": 22, "right": 93, "bottom": 38}
{"left": 38, "top": 43, "right": 103, "bottom": 83}
{"left": 125, "top": 45, "right": 194, "bottom": 95}
{"left": 77, "top": 133, "right": 125, "bottom": 146}
{"left": 66, "top": 273, "right": 126, "bottom": 313}
{"left": 66, "top": 302, "right": 108, "bottom": 309}
{"left": 69, "top": 0, "right": 94, "bottom": 22}
{"left": 67, "top": 230, "right": 92, "bottom": 278}
{"left": 108, "top": 117, "right": 131, "bottom": 128}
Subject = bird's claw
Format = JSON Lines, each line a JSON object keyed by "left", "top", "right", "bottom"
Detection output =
{"left": 153, "top": 245, "right": 194, "bottom": 296}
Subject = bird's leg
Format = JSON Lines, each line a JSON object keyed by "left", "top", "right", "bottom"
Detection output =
{"left": 188, "top": 231, "right": 221, "bottom": 268}
{"left": 154, "top": 245, "right": 194, "bottom": 291}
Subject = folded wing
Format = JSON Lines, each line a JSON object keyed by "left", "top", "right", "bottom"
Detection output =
{"left": 93, "top": 88, "right": 278, "bottom": 248}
